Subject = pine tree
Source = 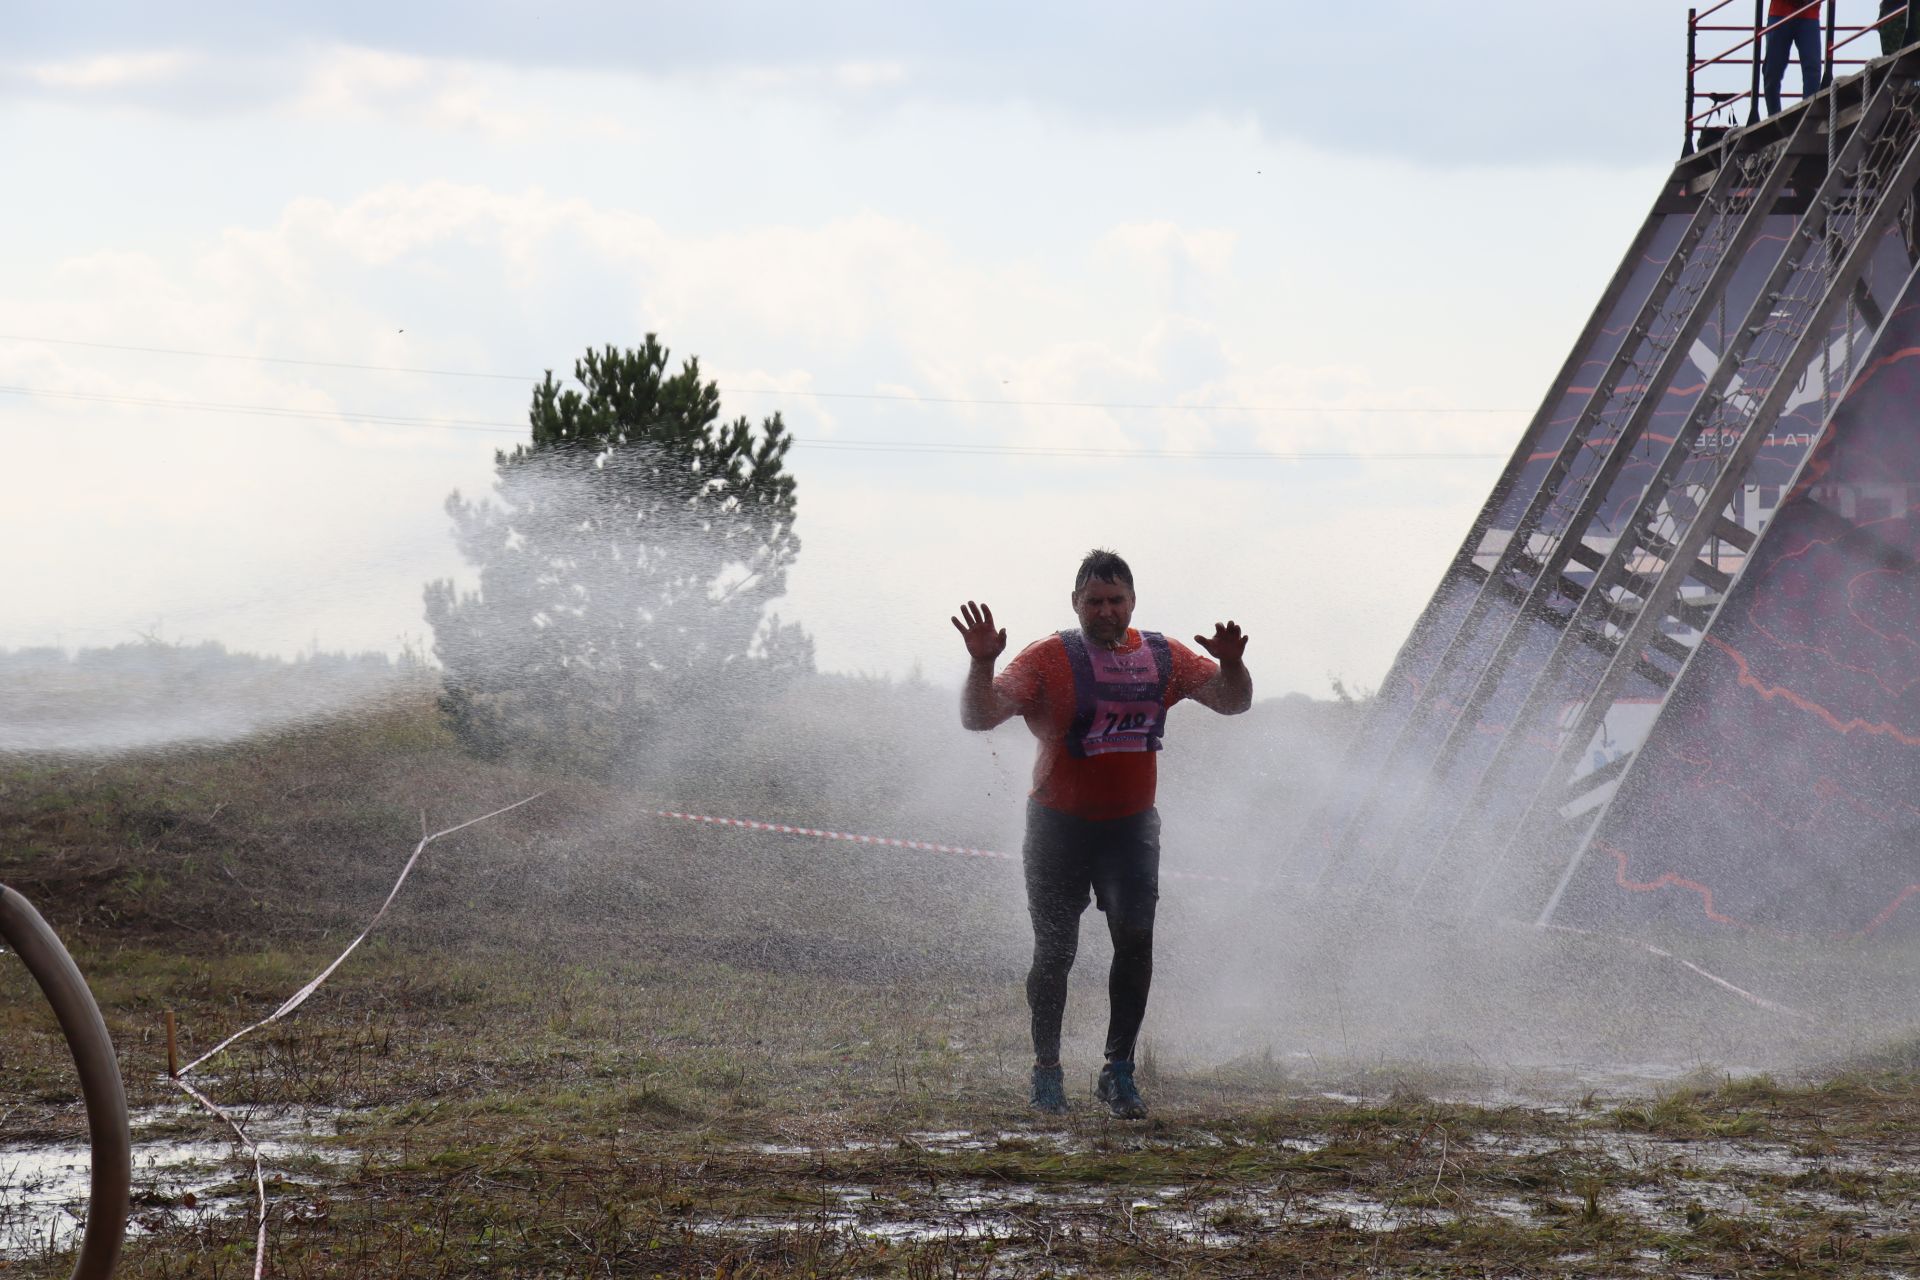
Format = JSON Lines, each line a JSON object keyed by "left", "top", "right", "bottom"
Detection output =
{"left": 423, "top": 337, "right": 811, "bottom": 771}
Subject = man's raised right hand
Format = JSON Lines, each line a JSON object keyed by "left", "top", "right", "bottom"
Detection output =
{"left": 951, "top": 600, "right": 1008, "bottom": 663}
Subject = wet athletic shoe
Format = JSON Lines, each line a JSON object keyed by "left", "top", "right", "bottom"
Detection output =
{"left": 1096, "top": 1061, "right": 1148, "bottom": 1119}
{"left": 1029, "top": 1064, "right": 1069, "bottom": 1115}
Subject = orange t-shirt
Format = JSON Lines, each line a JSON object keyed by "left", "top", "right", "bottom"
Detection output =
{"left": 994, "top": 629, "right": 1218, "bottom": 821}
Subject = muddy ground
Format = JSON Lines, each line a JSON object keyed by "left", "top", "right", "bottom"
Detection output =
{"left": 4, "top": 697, "right": 1919, "bottom": 1276}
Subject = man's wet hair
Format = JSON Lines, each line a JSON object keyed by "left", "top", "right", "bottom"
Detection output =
{"left": 1074, "top": 548, "right": 1134, "bottom": 594}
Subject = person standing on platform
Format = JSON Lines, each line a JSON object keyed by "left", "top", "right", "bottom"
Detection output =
{"left": 1764, "top": 1, "right": 1824, "bottom": 116}
{"left": 1880, "top": 0, "right": 1911, "bottom": 55}
{"left": 952, "top": 549, "right": 1252, "bottom": 1119}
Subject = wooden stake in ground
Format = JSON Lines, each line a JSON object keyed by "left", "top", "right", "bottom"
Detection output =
{"left": 164, "top": 1009, "right": 178, "bottom": 1078}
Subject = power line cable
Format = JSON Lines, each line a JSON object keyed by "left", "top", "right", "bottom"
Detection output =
{"left": 0, "top": 332, "right": 1531, "bottom": 416}
{"left": 793, "top": 439, "right": 1502, "bottom": 460}
{"left": 0, "top": 383, "right": 1505, "bottom": 461}
{"left": 0, "top": 334, "right": 525, "bottom": 382}
{"left": 1, "top": 384, "right": 522, "bottom": 431}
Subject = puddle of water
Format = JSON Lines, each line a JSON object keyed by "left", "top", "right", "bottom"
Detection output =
{"left": 1414, "top": 1061, "right": 1776, "bottom": 1112}
{"left": 693, "top": 1176, "right": 1492, "bottom": 1247}
{"left": 1434, "top": 1085, "right": 1580, "bottom": 1115}
{"left": 903, "top": 1136, "right": 988, "bottom": 1154}
{"left": 1479, "top": 1195, "right": 1541, "bottom": 1225}
{"left": 1577, "top": 1131, "right": 1816, "bottom": 1180}
{"left": 1481, "top": 1126, "right": 1912, "bottom": 1187}
{"left": 749, "top": 1142, "right": 840, "bottom": 1156}
{"left": 1124, "top": 1206, "right": 1243, "bottom": 1249}
{"left": 1781, "top": 1187, "right": 1876, "bottom": 1219}
{"left": 740, "top": 1128, "right": 1088, "bottom": 1159}
{"left": 1566, "top": 1062, "right": 1768, "bottom": 1095}
{"left": 0, "top": 1102, "right": 356, "bottom": 1259}
{"left": 1468, "top": 1132, "right": 1566, "bottom": 1158}
{"left": 1303, "top": 1190, "right": 1455, "bottom": 1232}
{"left": 855, "top": 1218, "right": 1016, "bottom": 1243}
{"left": 693, "top": 1180, "right": 1043, "bottom": 1244}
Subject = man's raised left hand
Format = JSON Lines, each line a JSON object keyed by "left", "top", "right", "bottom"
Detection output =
{"left": 1195, "top": 621, "right": 1249, "bottom": 665}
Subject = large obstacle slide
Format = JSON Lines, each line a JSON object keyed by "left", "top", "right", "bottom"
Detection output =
{"left": 1299, "top": 17, "right": 1920, "bottom": 938}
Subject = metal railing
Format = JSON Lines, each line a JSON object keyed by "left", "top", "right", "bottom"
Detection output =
{"left": 1686, "top": 1, "right": 1912, "bottom": 152}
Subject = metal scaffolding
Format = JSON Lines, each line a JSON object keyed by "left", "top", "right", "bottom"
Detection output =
{"left": 1297, "top": 44, "right": 1920, "bottom": 936}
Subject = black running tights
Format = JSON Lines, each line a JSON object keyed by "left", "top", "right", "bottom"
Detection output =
{"left": 1021, "top": 800, "right": 1160, "bottom": 1066}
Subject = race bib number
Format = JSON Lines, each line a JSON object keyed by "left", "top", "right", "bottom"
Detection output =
{"left": 1069, "top": 637, "right": 1168, "bottom": 757}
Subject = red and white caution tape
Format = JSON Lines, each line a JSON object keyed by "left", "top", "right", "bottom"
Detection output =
{"left": 650, "top": 807, "right": 1251, "bottom": 886}
{"left": 655, "top": 807, "right": 1806, "bottom": 1013}
{"left": 653, "top": 809, "right": 1013, "bottom": 861}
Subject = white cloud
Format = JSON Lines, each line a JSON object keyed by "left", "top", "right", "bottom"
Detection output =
{"left": 286, "top": 45, "right": 535, "bottom": 138}
{"left": 4, "top": 5, "right": 1683, "bottom": 165}
{"left": 1095, "top": 220, "right": 1238, "bottom": 278}
{"left": 9, "top": 44, "right": 540, "bottom": 137}
{"left": 195, "top": 183, "right": 1085, "bottom": 381}
{"left": 2, "top": 168, "right": 1525, "bottom": 690}
{"left": 705, "top": 57, "right": 911, "bottom": 99}
{"left": 26, "top": 50, "right": 196, "bottom": 91}
{"left": 831, "top": 60, "right": 908, "bottom": 92}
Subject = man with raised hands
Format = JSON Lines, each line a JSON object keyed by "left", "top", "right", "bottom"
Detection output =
{"left": 952, "top": 548, "right": 1252, "bottom": 1118}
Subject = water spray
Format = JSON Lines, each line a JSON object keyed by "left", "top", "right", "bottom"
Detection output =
{"left": 0, "top": 883, "right": 130, "bottom": 1280}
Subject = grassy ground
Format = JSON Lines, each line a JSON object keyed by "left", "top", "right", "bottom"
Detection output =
{"left": 4, "top": 694, "right": 1920, "bottom": 1277}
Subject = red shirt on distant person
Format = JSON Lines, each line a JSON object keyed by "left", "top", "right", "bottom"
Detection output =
{"left": 994, "top": 629, "right": 1217, "bottom": 821}
{"left": 1768, "top": 1, "right": 1819, "bottom": 16}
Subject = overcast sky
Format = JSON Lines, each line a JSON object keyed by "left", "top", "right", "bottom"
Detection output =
{"left": 4, "top": 2, "right": 1741, "bottom": 696}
